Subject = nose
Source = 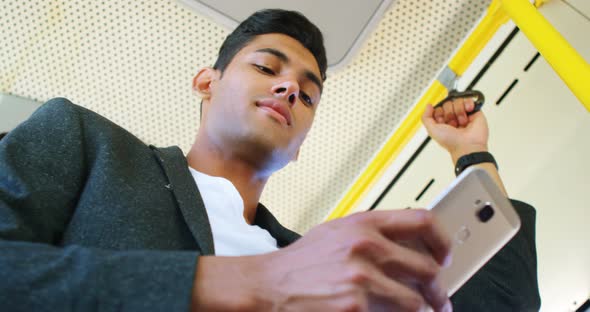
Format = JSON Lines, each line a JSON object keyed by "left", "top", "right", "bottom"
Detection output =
{"left": 271, "top": 79, "right": 299, "bottom": 106}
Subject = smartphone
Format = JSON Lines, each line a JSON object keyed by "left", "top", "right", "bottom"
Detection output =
{"left": 427, "top": 166, "right": 521, "bottom": 296}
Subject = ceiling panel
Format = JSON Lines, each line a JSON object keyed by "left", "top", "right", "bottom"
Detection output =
{"left": 179, "top": 0, "right": 392, "bottom": 70}
{"left": 0, "top": 0, "right": 490, "bottom": 233}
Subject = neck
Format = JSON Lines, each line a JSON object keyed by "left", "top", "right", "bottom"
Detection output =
{"left": 186, "top": 131, "right": 270, "bottom": 225}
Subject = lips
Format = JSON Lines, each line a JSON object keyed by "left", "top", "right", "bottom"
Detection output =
{"left": 256, "top": 99, "right": 292, "bottom": 126}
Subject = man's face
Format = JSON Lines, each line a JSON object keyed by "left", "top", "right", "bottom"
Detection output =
{"left": 200, "top": 33, "right": 323, "bottom": 172}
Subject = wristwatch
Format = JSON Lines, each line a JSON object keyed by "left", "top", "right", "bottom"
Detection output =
{"left": 454, "top": 151, "right": 498, "bottom": 176}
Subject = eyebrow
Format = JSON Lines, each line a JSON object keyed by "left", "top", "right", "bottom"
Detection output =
{"left": 255, "top": 48, "right": 323, "bottom": 94}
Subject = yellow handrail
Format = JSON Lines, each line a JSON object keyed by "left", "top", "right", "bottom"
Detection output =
{"left": 499, "top": 0, "right": 590, "bottom": 111}
{"left": 326, "top": 0, "right": 590, "bottom": 221}
{"left": 325, "top": 1, "right": 508, "bottom": 220}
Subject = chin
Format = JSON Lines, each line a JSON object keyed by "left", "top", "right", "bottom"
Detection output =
{"left": 243, "top": 133, "right": 294, "bottom": 167}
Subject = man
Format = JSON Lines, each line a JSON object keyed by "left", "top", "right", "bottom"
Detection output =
{"left": 0, "top": 9, "right": 540, "bottom": 311}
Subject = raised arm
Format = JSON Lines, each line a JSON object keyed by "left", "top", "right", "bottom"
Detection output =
{"left": 422, "top": 97, "right": 541, "bottom": 311}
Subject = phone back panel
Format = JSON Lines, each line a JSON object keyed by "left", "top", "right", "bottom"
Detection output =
{"left": 427, "top": 167, "right": 521, "bottom": 295}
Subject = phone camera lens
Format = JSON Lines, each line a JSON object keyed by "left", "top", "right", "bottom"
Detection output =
{"left": 477, "top": 204, "right": 494, "bottom": 223}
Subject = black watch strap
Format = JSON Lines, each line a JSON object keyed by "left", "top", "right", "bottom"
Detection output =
{"left": 454, "top": 151, "right": 498, "bottom": 176}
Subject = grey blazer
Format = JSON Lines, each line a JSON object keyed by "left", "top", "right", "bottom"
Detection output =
{"left": 0, "top": 98, "right": 540, "bottom": 311}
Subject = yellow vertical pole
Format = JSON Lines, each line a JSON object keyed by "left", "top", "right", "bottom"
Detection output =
{"left": 499, "top": 0, "right": 590, "bottom": 111}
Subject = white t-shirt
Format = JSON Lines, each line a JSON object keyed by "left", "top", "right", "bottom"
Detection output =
{"left": 188, "top": 167, "right": 279, "bottom": 256}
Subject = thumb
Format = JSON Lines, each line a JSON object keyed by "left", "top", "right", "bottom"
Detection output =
{"left": 422, "top": 104, "right": 437, "bottom": 133}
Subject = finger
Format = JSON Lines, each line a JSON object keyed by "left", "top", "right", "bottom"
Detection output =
{"left": 422, "top": 104, "right": 438, "bottom": 131}
{"left": 423, "top": 103, "right": 447, "bottom": 125}
{"left": 464, "top": 97, "right": 475, "bottom": 114}
{"left": 357, "top": 261, "right": 427, "bottom": 312}
{"left": 354, "top": 232, "right": 442, "bottom": 284}
{"left": 434, "top": 105, "right": 445, "bottom": 124}
{"left": 442, "top": 101, "right": 457, "bottom": 127}
{"left": 363, "top": 210, "right": 452, "bottom": 266}
{"left": 452, "top": 98, "right": 468, "bottom": 127}
{"left": 384, "top": 241, "right": 441, "bottom": 284}
{"left": 420, "top": 279, "right": 452, "bottom": 312}
{"left": 422, "top": 104, "right": 434, "bottom": 124}
{"left": 365, "top": 262, "right": 450, "bottom": 312}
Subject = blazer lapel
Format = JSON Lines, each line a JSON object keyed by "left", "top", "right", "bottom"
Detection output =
{"left": 149, "top": 145, "right": 215, "bottom": 255}
{"left": 254, "top": 203, "right": 301, "bottom": 247}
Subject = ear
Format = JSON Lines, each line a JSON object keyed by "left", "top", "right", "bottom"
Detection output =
{"left": 192, "top": 67, "right": 219, "bottom": 100}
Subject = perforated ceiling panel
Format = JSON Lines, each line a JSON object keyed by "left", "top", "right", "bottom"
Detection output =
{"left": 0, "top": 0, "right": 490, "bottom": 233}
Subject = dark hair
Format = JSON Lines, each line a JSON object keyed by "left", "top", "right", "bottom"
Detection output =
{"left": 0, "top": 132, "right": 7, "bottom": 141}
{"left": 213, "top": 9, "right": 327, "bottom": 81}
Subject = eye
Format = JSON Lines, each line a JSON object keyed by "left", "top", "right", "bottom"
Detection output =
{"left": 254, "top": 64, "right": 275, "bottom": 75}
{"left": 300, "top": 92, "right": 314, "bottom": 106}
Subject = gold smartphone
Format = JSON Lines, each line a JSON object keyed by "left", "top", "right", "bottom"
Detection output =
{"left": 427, "top": 167, "right": 521, "bottom": 295}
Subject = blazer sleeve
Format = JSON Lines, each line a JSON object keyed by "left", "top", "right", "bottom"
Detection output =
{"left": 0, "top": 98, "right": 199, "bottom": 311}
{"left": 450, "top": 199, "right": 542, "bottom": 311}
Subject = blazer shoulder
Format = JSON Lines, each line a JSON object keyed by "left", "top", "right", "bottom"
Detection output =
{"left": 6, "top": 97, "right": 87, "bottom": 145}
{"left": 25, "top": 97, "right": 100, "bottom": 131}
{"left": 36, "top": 97, "right": 84, "bottom": 114}
{"left": 35, "top": 97, "right": 106, "bottom": 121}
{"left": 32, "top": 97, "right": 144, "bottom": 144}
